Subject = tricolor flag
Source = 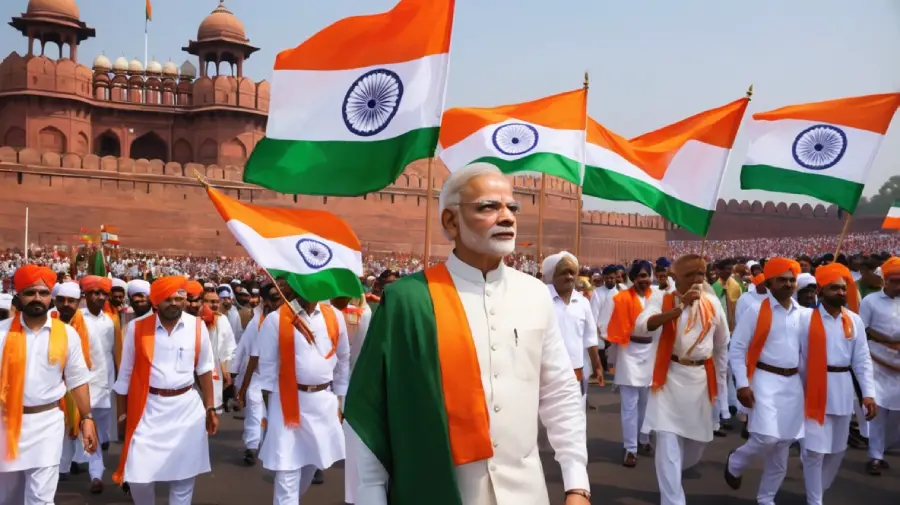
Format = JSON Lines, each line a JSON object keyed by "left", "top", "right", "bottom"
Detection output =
{"left": 582, "top": 97, "right": 749, "bottom": 236}
{"left": 439, "top": 89, "right": 587, "bottom": 185}
{"left": 740, "top": 93, "right": 900, "bottom": 212}
{"left": 206, "top": 187, "right": 364, "bottom": 302}
{"left": 883, "top": 201, "right": 900, "bottom": 230}
{"left": 244, "top": 0, "right": 454, "bottom": 196}
{"left": 145, "top": 0, "right": 152, "bottom": 22}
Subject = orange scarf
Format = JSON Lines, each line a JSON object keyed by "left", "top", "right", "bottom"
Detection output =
{"left": 424, "top": 264, "right": 493, "bottom": 465}
{"left": 50, "top": 310, "right": 91, "bottom": 370}
{"left": 606, "top": 286, "right": 650, "bottom": 346}
{"left": 104, "top": 302, "right": 123, "bottom": 371}
{"left": 277, "top": 303, "right": 340, "bottom": 428}
{"left": 1, "top": 316, "right": 68, "bottom": 461}
{"left": 805, "top": 307, "right": 853, "bottom": 425}
{"left": 113, "top": 315, "right": 200, "bottom": 484}
{"left": 746, "top": 299, "right": 774, "bottom": 380}
{"left": 651, "top": 293, "right": 718, "bottom": 404}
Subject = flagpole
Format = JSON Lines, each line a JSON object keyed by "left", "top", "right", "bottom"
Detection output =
{"left": 537, "top": 174, "right": 546, "bottom": 262}
{"left": 423, "top": 158, "right": 435, "bottom": 265}
{"left": 575, "top": 71, "right": 588, "bottom": 258}
{"left": 834, "top": 212, "right": 853, "bottom": 257}
{"left": 143, "top": 19, "right": 148, "bottom": 69}
{"left": 24, "top": 207, "right": 29, "bottom": 262}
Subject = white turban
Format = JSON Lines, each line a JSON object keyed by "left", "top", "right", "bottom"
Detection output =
{"left": 56, "top": 282, "right": 81, "bottom": 300}
{"left": 541, "top": 251, "right": 578, "bottom": 284}
{"left": 796, "top": 273, "right": 817, "bottom": 292}
{"left": 0, "top": 293, "right": 12, "bottom": 311}
{"left": 127, "top": 279, "right": 151, "bottom": 297}
{"left": 50, "top": 283, "right": 61, "bottom": 299}
{"left": 111, "top": 278, "right": 128, "bottom": 291}
{"left": 217, "top": 284, "right": 234, "bottom": 298}
{"left": 746, "top": 260, "right": 760, "bottom": 269}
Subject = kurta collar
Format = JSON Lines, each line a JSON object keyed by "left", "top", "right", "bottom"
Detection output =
{"left": 19, "top": 313, "right": 53, "bottom": 332}
{"left": 155, "top": 313, "right": 186, "bottom": 332}
{"left": 446, "top": 252, "right": 505, "bottom": 285}
{"left": 767, "top": 293, "right": 799, "bottom": 313}
{"left": 547, "top": 284, "right": 580, "bottom": 304}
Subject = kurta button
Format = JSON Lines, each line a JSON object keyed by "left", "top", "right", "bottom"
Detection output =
{"left": 493, "top": 442, "right": 499, "bottom": 448}
{"left": 489, "top": 309, "right": 496, "bottom": 315}
{"left": 493, "top": 405, "right": 500, "bottom": 412}
{"left": 486, "top": 291, "right": 491, "bottom": 297}
{"left": 490, "top": 464, "right": 497, "bottom": 471}
{"left": 491, "top": 344, "right": 498, "bottom": 351}
{"left": 493, "top": 373, "right": 499, "bottom": 378}
{"left": 490, "top": 325, "right": 496, "bottom": 331}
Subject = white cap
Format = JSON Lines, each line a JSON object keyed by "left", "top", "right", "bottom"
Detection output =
{"left": 56, "top": 282, "right": 81, "bottom": 299}
{"left": 746, "top": 260, "right": 760, "bottom": 269}
{"left": 541, "top": 251, "right": 578, "bottom": 284}
{"left": 796, "top": 273, "right": 817, "bottom": 292}
{"left": 217, "top": 284, "right": 234, "bottom": 298}
{"left": 111, "top": 278, "right": 128, "bottom": 290}
{"left": 127, "top": 279, "right": 151, "bottom": 297}
{"left": 0, "top": 293, "right": 12, "bottom": 311}
{"left": 51, "top": 283, "right": 61, "bottom": 298}
{"left": 876, "top": 267, "right": 883, "bottom": 277}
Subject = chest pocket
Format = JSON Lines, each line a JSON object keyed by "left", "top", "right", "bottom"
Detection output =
{"left": 512, "top": 329, "right": 542, "bottom": 382}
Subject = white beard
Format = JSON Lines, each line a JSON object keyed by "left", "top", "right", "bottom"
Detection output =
{"left": 459, "top": 221, "right": 516, "bottom": 257}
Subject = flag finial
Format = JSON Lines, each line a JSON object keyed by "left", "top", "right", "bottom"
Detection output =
{"left": 746, "top": 84, "right": 754, "bottom": 99}
{"left": 583, "top": 71, "right": 589, "bottom": 90}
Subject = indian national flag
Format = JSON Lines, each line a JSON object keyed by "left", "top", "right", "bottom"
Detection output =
{"left": 883, "top": 201, "right": 900, "bottom": 230}
{"left": 740, "top": 93, "right": 900, "bottom": 212}
{"left": 206, "top": 187, "right": 364, "bottom": 302}
{"left": 583, "top": 97, "right": 749, "bottom": 236}
{"left": 243, "top": 0, "right": 454, "bottom": 196}
{"left": 145, "top": 0, "right": 152, "bottom": 22}
{"left": 439, "top": 89, "right": 587, "bottom": 185}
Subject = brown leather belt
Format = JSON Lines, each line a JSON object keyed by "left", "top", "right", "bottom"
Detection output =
{"left": 574, "top": 368, "right": 584, "bottom": 381}
{"left": 756, "top": 361, "right": 799, "bottom": 377}
{"left": 149, "top": 385, "right": 194, "bottom": 397}
{"left": 827, "top": 365, "right": 852, "bottom": 373}
{"left": 630, "top": 336, "right": 653, "bottom": 345}
{"left": 298, "top": 383, "right": 330, "bottom": 393}
{"left": 671, "top": 355, "right": 706, "bottom": 367}
{"left": 23, "top": 402, "right": 59, "bottom": 414}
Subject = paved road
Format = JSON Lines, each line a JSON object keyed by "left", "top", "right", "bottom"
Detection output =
{"left": 56, "top": 385, "right": 899, "bottom": 504}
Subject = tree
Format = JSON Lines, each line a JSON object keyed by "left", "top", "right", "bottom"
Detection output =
{"left": 856, "top": 175, "right": 900, "bottom": 215}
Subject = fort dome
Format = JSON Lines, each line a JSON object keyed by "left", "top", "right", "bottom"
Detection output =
{"left": 197, "top": 1, "right": 247, "bottom": 42}
{"left": 26, "top": 0, "right": 80, "bottom": 21}
{"left": 92, "top": 53, "right": 111, "bottom": 71}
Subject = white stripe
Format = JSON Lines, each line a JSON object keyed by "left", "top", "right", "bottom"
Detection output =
{"left": 744, "top": 118, "right": 883, "bottom": 184}
{"left": 266, "top": 54, "right": 447, "bottom": 142}
{"left": 439, "top": 120, "right": 584, "bottom": 172}
{"left": 888, "top": 206, "right": 900, "bottom": 219}
{"left": 586, "top": 140, "right": 727, "bottom": 211}
{"left": 227, "top": 220, "right": 363, "bottom": 276}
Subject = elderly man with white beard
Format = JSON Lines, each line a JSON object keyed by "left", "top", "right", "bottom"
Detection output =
{"left": 345, "top": 163, "right": 591, "bottom": 505}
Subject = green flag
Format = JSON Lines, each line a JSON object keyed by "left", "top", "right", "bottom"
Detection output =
{"left": 91, "top": 250, "right": 107, "bottom": 277}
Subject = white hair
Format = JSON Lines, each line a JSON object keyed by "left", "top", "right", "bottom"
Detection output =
{"left": 438, "top": 163, "right": 505, "bottom": 239}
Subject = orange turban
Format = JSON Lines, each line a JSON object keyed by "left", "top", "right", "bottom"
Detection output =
{"left": 185, "top": 280, "right": 204, "bottom": 298}
{"left": 752, "top": 274, "right": 765, "bottom": 285}
{"left": 815, "top": 263, "right": 859, "bottom": 312}
{"left": 80, "top": 275, "right": 111, "bottom": 294}
{"left": 13, "top": 265, "right": 57, "bottom": 292}
{"left": 763, "top": 257, "right": 801, "bottom": 280}
{"left": 149, "top": 276, "right": 188, "bottom": 306}
{"left": 883, "top": 257, "right": 900, "bottom": 278}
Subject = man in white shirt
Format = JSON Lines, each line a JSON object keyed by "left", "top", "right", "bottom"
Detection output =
{"left": 344, "top": 163, "right": 590, "bottom": 505}
{"left": 859, "top": 256, "right": 900, "bottom": 475}
{"left": 726, "top": 258, "right": 807, "bottom": 505}
{"left": 113, "top": 276, "right": 218, "bottom": 505}
{"left": 0, "top": 265, "right": 97, "bottom": 505}
{"left": 200, "top": 289, "right": 237, "bottom": 413}
{"left": 735, "top": 274, "right": 768, "bottom": 326}
{"left": 799, "top": 263, "right": 876, "bottom": 505}
{"left": 590, "top": 265, "right": 619, "bottom": 384}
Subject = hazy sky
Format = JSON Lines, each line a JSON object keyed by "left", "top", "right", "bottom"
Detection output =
{"left": 2, "top": 0, "right": 898, "bottom": 213}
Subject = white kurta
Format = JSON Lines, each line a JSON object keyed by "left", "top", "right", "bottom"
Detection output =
{"left": 0, "top": 315, "right": 90, "bottom": 472}
{"left": 548, "top": 286, "right": 599, "bottom": 372}
{"left": 355, "top": 254, "right": 590, "bottom": 505}
{"left": 257, "top": 303, "right": 350, "bottom": 471}
{"left": 344, "top": 304, "right": 373, "bottom": 504}
{"left": 80, "top": 310, "right": 112, "bottom": 410}
{"left": 859, "top": 291, "right": 900, "bottom": 409}
{"left": 614, "top": 292, "right": 660, "bottom": 387}
{"left": 589, "top": 285, "right": 618, "bottom": 339}
{"left": 730, "top": 295, "right": 808, "bottom": 440}
{"left": 226, "top": 305, "right": 244, "bottom": 343}
{"left": 208, "top": 314, "right": 237, "bottom": 410}
{"left": 113, "top": 313, "right": 215, "bottom": 483}
{"left": 636, "top": 291, "right": 730, "bottom": 442}
{"left": 735, "top": 290, "right": 768, "bottom": 327}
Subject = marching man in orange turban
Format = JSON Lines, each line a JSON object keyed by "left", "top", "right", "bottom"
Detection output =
{"left": 112, "top": 276, "right": 218, "bottom": 505}
{"left": 725, "top": 258, "right": 806, "bottom": 503}
{"left": 859, "top": 256, "right": 900, "bottom": 476}
{"left": 797, "top": 263, "right": 875, "bottom": 505}
{"left": 0, "top": 265, "right": 96, "bottom": 505}
{"left": 634, "top": 254, "right": 730, "bottom": 505}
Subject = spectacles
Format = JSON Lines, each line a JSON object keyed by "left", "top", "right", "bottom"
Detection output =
{"left": 450, "top": 200, "right": 521, "bottom": 215}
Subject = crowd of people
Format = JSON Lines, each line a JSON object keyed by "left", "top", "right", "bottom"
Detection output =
{"left": 670, "top": 232, "right": 900, "bottom": 259}
{"left": 1, "top": 164, "right": 898, "bottom": 505}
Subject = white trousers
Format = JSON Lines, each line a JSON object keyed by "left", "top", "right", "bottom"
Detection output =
{"left": 619, "top": 385, "right": 649, "bottom": 453}
{"left": 60, "top": 436, "right": 104, "bottom": 481}
{"left": 728, "top": 433, "right": 792, "bottom": 505}
{"left": 0, "top": 467, "right": 58, "bottom": 505}
{"left": 242, "top": 388, "right": 266, "bottom": 450}
{"left": 868, "top": 405, "right": 900, "bottom": 460}
{"left": 800, "top": 450, "right": 844, "bottom": 505}
{"left": 129, "top": 477, "right": 196, "bottom": 505}
{"left": 654, "top": 431, "right": 707, "bottom": 505}
{"left": 852, "top": 394, "right": 869, "bottom": 438}
{"left": 273, "top": 465, "right": 317, "bottom": 505}
{"left": 727, "top": 366, "right": 739, "bottom": 410}
{"left": 94, "top": 407, "right": 112, "bottom": 446}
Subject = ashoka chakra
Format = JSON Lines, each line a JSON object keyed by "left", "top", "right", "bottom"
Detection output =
{"left": 791, "top": 124, "right": 847, "bottom": 171}
{"left": 342, "top": 68, "right": 404, "bottom": 137}
{"left": 492, "top": 123, "right": 539, "bottom": 156}
{"left": 295, "top": 238, "right": 334, "bottom": 270}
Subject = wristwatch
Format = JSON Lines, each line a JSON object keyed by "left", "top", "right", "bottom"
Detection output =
{"left": 81, "top": 413, "right": 94, "bottom": 423}
{"left": 206, "top": 407, "right": 217, "bottom": 414}
{"left": 565, "top": 489, "right": 590, "bottom": 500}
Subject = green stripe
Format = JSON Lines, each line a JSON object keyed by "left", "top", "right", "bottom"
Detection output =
{"left": 243, "top": 127, "right": 439, "bottom": 196}
{"left": 472, "top": 152, "right": 582, "bottom": 186}
{"left": 267, "top": 268, "right": 363, "bottom": 303}
{"left": 740, "top": 164, "right": 864, "bottom": 213}
{"left": 344, "top": 272, "right": 462, "bottom": 505}
{"left": 582, "top": 166, "right": 714, "bottom": 236}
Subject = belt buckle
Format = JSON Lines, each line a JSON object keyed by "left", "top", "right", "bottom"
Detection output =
{"left": 677, "top": 357, "right": 693, "bottom": 366}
